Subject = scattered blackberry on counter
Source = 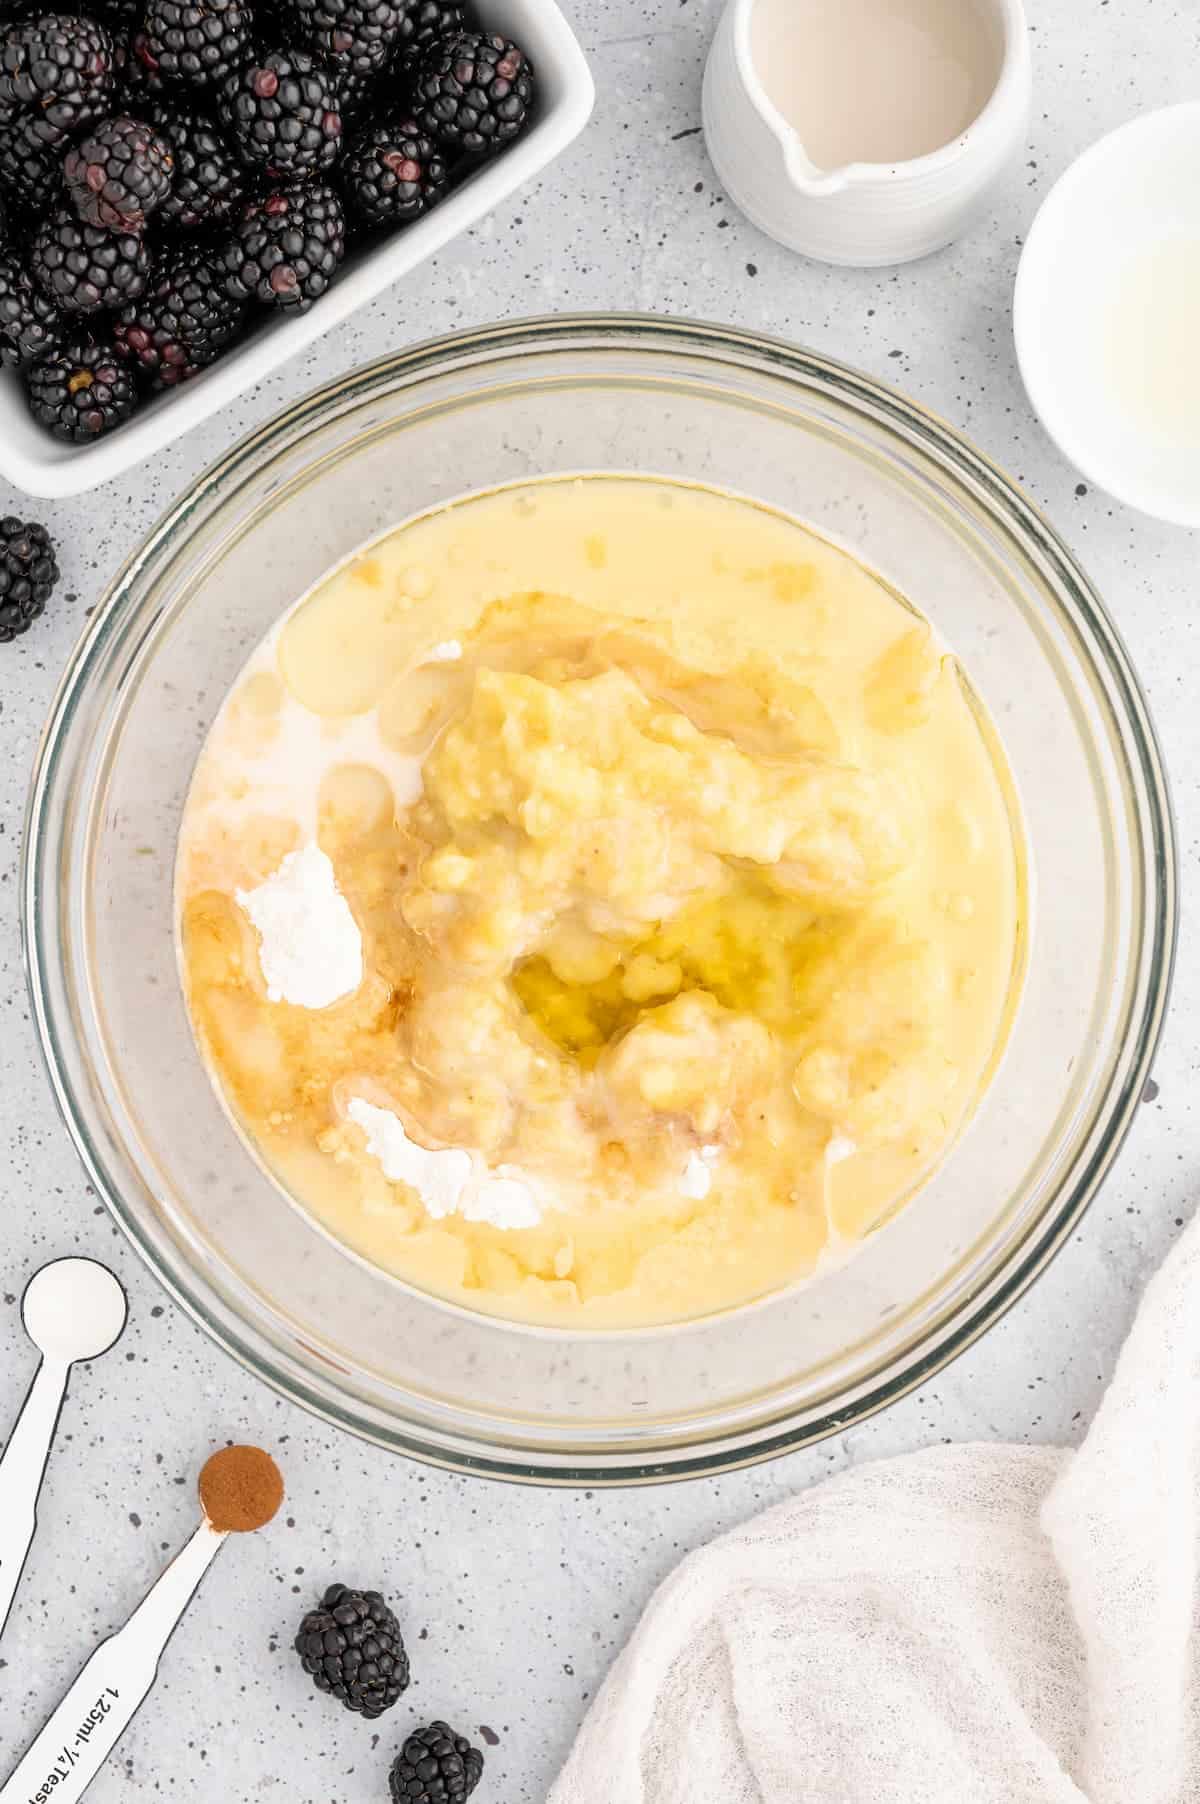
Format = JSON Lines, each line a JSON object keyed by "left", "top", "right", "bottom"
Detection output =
{"left": 0, "top": 12, "right": 114, "bottom": 139}
{"left": 220, "top": 176, "right": 344, "bottom": 309}
{"left": 151, "top": 102, "right": 244, "bottom": 229}
{"left": 139, "top": 0, "right": 253, "bottom": 88}
{"left": 25, "top": 336, "right": 137, "bottom": 439}
{"left": 342, "top": 116, "right": 445, "bottom": 225}
{"left": 394, "top": 2, "right": 465, "bottom": 76}
{"left": 388, "top": 1723, "right": 484, "bottom": 1804}
{"left": 219, "top": 50, "right": 343, "bottom": 175}
{"left": 0, "top": 517, "right": 58, "bottom": 644}
{"left": 294, "top": 1583, "right": 410, "bottom": 1719}
{"left": 412, "top": 29, "right": 531, "bottom": 155}
{"left": 113, "top": 246, "right": 243, "bottom": 384}
{"left": 0, "top": 245, "right": 64, "bottom": 365}
{"left": 30, "top": 205, "right": 152, "bottom": 311}
{"left": 64, "top": 115, "right": 175, "bottom": 230}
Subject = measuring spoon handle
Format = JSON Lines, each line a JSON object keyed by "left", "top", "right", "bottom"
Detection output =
{"left": 0, "top": 1357, "right": 69, "bottom": 1641}
{"left": 0, "top": 1523, "right": 226, "bottom": 1804}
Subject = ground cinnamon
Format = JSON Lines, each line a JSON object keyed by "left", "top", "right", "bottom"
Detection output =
{"left": 199, "top": 1444, "right": 284, "bottom": 1533}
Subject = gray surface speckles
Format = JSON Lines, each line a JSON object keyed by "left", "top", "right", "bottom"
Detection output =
{"left": 1, "top": 1, "right": 1198, "bottom": 1798}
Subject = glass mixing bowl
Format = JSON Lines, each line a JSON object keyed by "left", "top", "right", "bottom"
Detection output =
{"left": 24, "top": 316, "right": 1176, "bottom": 1484}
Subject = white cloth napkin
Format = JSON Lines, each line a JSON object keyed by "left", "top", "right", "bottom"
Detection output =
{"left": 550, "top": 1212, "right": 1200, "bottom": 1804}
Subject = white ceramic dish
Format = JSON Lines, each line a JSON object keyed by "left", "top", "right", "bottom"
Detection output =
{"left": 0, "top": 0, "right": 593, "bottom": 500}
{"left": 1015, "top": 103, "right": 1200, "bottom": 529}
{"left": 701, "top": 0, "right": 1030, "bottom": 267}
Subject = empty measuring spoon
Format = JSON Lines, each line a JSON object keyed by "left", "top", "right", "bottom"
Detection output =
{"left": 0, "top": 1258, "right": 128, "bottom": 1640}
{"left": 0, "top": 1447, "right": 283, "bottom": 1804}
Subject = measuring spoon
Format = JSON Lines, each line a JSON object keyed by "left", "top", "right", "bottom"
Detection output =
{"left": 0, "top": 1448, "right": 282, "bottom": 1804}
{"left": 0, "top": 1258, "right": 128, "bottom": 1640}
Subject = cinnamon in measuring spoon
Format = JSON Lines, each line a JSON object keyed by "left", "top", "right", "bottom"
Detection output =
{"left": 199, "top": 1444, "right": 284, "bottom": 1532}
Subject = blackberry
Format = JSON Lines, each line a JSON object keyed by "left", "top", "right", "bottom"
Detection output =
{"left": 26, "top": 337, "right": 137, "bottom": 440}
{"left": 305, "top": 26, "right": 391, "bottom": 117}
{"left": 65, "top": 115, "right": 176, "bottom": 231}
{"left": 221, "top": 177, "right": 344, "bottom": 310}
{"left": 92, "top": 0, "right": 143, "bottom": 28}
{"left": 113, "top": 33, "right": 170, "bottom": 105}
{"left": 287, "top": 0, "right": 406, "bottom": 49}
{"left": 388, "top": 1723, "right": 484, "bottom": 1804}
{"left": 0, "top": 115, "right": 61, "bottom": 207}
{"left": 219, "top": 50, "right": 343, "bottom": 176}
{"left": 412, "top": 30, "right": 532, "bottom": 155}
{"left": 290, "top": 3, "right": 399, "bottom": 111}
{"left": 249, "top": 0, "right": 292, "bottom": 32}
{"left": 298, "top": 12, "right": 394, "bottom": 77}
{"left": 341, "top": 116, "right": 446, "bottom": 226}
{"left": 151, "top": 103, "right": 244, "bottom": 229}
{"left": 0, "top": 517, "right": 58, "bottom": 644}
{"left": 0, "top": 245, "right": 64, "bottom": 366}
{"left": 139, "top": 0, "right": 253, "bottom": 89}
{"left": 394, "top": 2, "right": 465, "bottom": 75}
{"left": 30, "top": 206, "right": 152, "bottom": 312}
{"left": 327, "top": 52, "right": 386, "bottom": 120}
{"left": 0, "top": 13, "right": 114, "bottom": 140}
{"left": 294, "top": 1584, "right": 410, "bottom": 1718}
{"left": 113, "top": 248, "right": 242, "bottom": 385}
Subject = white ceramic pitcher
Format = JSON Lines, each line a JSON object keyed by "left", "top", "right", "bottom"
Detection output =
{"left": 702, "top": 0, "right": 1032, "bottom": 267}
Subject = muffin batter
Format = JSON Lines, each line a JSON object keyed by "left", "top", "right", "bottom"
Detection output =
{"left": 177, "top": 476, "right": 1024, "bottom": 1328}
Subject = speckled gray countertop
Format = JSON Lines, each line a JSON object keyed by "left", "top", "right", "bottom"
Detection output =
{"left": 1, "top": 1, "right": 1198, "bottom": 1798}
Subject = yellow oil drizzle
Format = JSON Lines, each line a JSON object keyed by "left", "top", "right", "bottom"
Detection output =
{"left": 511, "top": 873, "right": 852, "bottom": 1061}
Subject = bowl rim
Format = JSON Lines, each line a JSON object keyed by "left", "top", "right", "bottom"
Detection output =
{"left": 23, "top": 312, "right": 1178, "bottom": 1485}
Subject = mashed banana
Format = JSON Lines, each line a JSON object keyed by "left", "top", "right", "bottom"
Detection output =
{"left": 177, "top": 476, "right": 1024, "bottom": 1328}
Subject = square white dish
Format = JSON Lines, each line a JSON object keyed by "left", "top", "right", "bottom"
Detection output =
{"left": 0, "top": 0, "right": 593, "bottom": 498}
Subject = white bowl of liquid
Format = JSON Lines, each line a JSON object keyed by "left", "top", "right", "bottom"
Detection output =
{"left": 702, "top": 0, "right": 1032, "bottom": 266}
{"left": 1015, "top": 104, "right": 1200, "bottom": 529}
